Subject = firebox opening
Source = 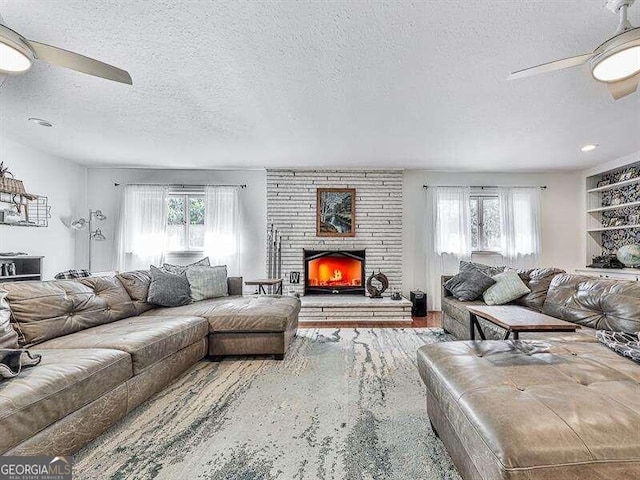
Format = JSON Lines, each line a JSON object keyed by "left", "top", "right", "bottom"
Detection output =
{"left": 308, "top": 257, "right": 362, "bottom": 287}
{"left": 304, "top": 249, "right": 365, "bottom": 295}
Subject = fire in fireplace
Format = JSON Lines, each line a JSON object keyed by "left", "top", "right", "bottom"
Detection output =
{"left": 304, "top": 250, "right": 365, "bottom": 295}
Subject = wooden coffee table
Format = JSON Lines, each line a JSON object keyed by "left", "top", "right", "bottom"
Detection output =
{"left": 466, "top": 305, "right": 580, "bottom": 340}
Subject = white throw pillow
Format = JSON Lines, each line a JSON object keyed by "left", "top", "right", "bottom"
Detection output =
{"left": 186, "top": 265, "right": 228, "bottom": 302}
{"left": 483, "top": 270, "right": 531, "bottom": 306}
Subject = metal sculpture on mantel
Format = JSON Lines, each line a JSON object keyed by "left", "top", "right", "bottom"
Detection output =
{"left": 366, "top": 271, "right": 389, "bottom": 298}
{"left": 267, "top": 224, "right": 282, "bottom": 282}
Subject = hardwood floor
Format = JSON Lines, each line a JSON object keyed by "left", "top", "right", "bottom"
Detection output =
{"left": 299, "top": 311, "right": 442, "bottom": 329}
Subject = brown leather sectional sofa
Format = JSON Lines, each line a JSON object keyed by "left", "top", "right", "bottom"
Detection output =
{"left": 418, "top": 272, "right": 640, "bottom": 479}
{"left": 0, "top": 272, "right": 300, "bottom": 456}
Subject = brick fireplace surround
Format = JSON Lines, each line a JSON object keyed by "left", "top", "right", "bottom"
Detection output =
{"left": 266, "top": 169, "right": 411, "bottom": 324}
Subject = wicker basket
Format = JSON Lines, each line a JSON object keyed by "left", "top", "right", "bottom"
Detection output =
{"left": 0, "top": 177, "right": 36, "bottom": 200}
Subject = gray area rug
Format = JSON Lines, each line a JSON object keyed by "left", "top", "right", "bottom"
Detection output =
{"left": 74, "top": 328, "right": 461, "bottom": 480}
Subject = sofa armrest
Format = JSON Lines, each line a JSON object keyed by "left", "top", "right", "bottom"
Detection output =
{"left": 227, "top": 277, "right": 243, "bottom": 296}
{"left": 441, "top": 275, "right": 454, "bottom": 299}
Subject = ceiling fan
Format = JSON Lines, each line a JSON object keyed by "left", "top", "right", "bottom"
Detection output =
{"left": 508, "top": 0, "right": 640, "bottom": 100}
{"left": 0, "top": 12, "right": 132, "bottom": 85}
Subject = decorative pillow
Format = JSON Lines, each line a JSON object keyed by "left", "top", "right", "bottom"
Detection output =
{"left": 444, "top": 262, "right": 496, "bottom": 301}
{"left": 54, "top": 269, "right": 92, "bottom": 280}
{"left": 162, "top": 257, "right": 210, "bottom": 275}
{"left": 147, "top": 266, "right": 191, "bottom": 307}
{"left": 186, "top": 265, "right": 228, "bottom": 302}
{"left": 460, "top": 261, "right": 505, "bottom": 277}
{"left": 483, "top": 270, "right": 532, "bottom": 305}
{"left": 0, "top": 290, "right": 18, "bottom": 349}
{"left": 596, "top": 330, "right": 640, "bottom": 363}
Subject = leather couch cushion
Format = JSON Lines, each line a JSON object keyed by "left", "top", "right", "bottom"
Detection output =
{"left": 515, "top": 268, "right": 564, "bottom": 311}
{"left": 543, "top": 274, "right": 640, "bottom": 334}
{"left": 0, "top": 289, "right": 18, "bottom": 349}
{"left": 143, "top": 295, "right": 301, "bottom": 333}
{"left": 4, "top": 278, "right": 136, "bottom": 347}
{"left": 37, "top": 315, "right": 208, "bottom": 374}
{"left": 417, "top": 340, "right": 640, "bottom": 478}
{"left": 0, "top": 348, "right": 131, "bottom": 453}
{"left": 116, "top": 270, "right": 154, "bottom": 314}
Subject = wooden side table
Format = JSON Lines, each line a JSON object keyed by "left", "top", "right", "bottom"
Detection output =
{"left": 245, "top": 278, "right": 283, "bottom": 295}
{"left": 467, "top": 305, "right": 580, "bottom": 340}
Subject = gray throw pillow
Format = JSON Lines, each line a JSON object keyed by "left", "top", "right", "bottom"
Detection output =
{"left": 444, "top": 262, "right": 496, "bottom": 301}
{"left": 186, "top": 265, "right": 228, "bottom": 302}
{"left": 147, "top": 266, "right": 191, "bottom": 307}
{"left": 460, "top": 261, "right": 505, "bottom": 277}
{"left": 162, "top": 257, "right": 210, "bottom": 275}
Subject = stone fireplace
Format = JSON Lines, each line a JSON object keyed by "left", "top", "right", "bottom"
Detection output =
{"left": 304, "top": 249, "right": 365, "bottom": 295}
{"left": 266, "top": 169, "right": 403, "bottom": 296}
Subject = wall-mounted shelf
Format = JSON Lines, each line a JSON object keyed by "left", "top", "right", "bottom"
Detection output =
{"left": 587, "top": 200, "right": 640, "bottom": 213}
{"left": 0, "top": 273, "right": 40, "bottom": 280}
{"left": 587, "top": 224, "right": 640, "bottom": 233}
{"left": 587, "top": 176, "right": 640, "bottom": 193}
{"left": 0, "top": 195, "right": 50, "bottom": 227}
{"left": 0, "top": 256, "right": 43, "bottom": 283}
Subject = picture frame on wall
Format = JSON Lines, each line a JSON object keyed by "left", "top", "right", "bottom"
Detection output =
{"left": 316, "top": 188, "right": 356, "bottom": 237}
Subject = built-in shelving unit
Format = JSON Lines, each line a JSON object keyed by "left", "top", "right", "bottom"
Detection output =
{"left": 586, "top": 176, "right": 640, "bottom": 193}
{"left": 584, "top": 159, "right": 640, "bottom": 276}
{"left": 587, "top": 200, "right": 640, "bottom": 213}
{"left": 587, "top": 224, "right": 640, "bottom": 233}
{"left": 0, "top": 256, "right": 43, "bottom": 283}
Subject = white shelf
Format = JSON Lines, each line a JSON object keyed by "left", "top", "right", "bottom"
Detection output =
{"left": 0, "top": 274, "right": 40, "bottom": 280}
{"left": 587, "top": 200, "right": 640, "bottom": 213}
{"left": 587, "top": 224, "right": 640, "bottom": 233}
{"left": 587, "top": 176, "right": 640, "bottom": 193}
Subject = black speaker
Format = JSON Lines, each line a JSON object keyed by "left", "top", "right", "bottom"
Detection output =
{"left": 410, "top": 290, "right": 427, "bottom": 317}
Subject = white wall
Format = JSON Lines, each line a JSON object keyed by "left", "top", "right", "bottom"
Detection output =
{"left": 402, "top": 170, "right": 584, "bottom": 306}
{"left": 0, "top": 138, "right": 86, "bottom": 280}
{"left": 84, "top": 168, "right": 267, "bottom": 285}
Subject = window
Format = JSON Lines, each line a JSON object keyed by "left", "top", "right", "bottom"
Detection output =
{"left": 470, "top": 196, "right": 501, "bottom": 252}
{"left": 166, "top": 194, "right": 205, "bottom": 252}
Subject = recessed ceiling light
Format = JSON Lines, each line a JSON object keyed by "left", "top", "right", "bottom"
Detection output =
{"left": 581, "top": 144, "right": 599, "bottom": 152}
{"left": 28, "top": 118, "right": 53, "bottom": 127}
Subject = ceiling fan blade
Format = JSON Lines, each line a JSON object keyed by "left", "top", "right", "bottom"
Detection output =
{"left": 26, "top": 40, "right": 132, "bottom": 85}
{"left": 507, "top": 53, "right": 593, "bottom": 80}
{"left": 607, "top": 73, "right": 640, "bottom": 100}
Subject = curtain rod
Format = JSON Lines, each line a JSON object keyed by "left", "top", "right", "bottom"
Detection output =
{"left": 114, "top": 183, "right": 247, "bottom": 188}
{"left": 422, "top": 185, "right": 547, "bottom": 190}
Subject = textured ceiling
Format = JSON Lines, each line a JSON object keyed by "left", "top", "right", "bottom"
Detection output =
{"left": 0, "top": 0, "right": 638, "bottom": 170}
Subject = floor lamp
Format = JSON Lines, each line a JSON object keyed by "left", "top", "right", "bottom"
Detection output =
{"left": 71, "top": 209, "right": 107, "bottom": 271}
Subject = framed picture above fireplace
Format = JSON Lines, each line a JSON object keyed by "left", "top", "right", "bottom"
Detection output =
{"left": 316, "top": 188, "right": 356, "bottom": 237}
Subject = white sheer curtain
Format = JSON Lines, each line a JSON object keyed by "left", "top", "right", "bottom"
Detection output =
{"left": 499, "top": 187, "right": 542, "bottom": 269}
{"left": 426, "top": 186, "right": 472, "bottom": 310}
{"left": 114, "top": 185, "right": 169, "bottom": 271}
{"left": 203, "top": 186, "right": 240, "bottom": 275}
